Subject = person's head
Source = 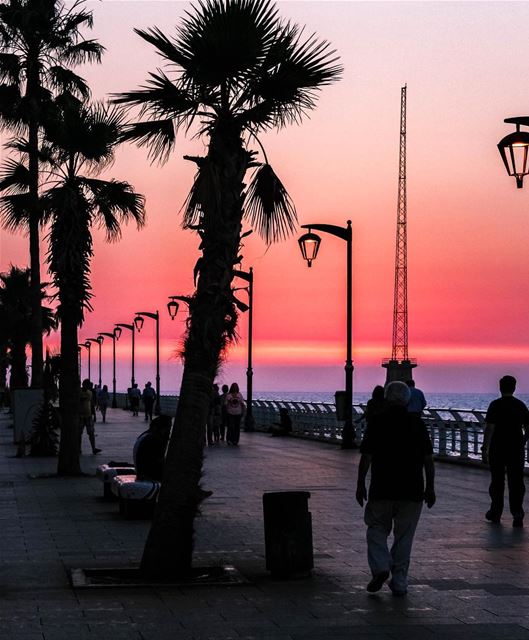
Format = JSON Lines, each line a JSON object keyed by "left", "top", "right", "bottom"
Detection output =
{"left": 372, "top": 385, "right": 385, "bottom": 401}
{"left": 82, "top": 378, "right": 91, "bottom": 390}
{"left": 145, "top": 381, "right": 151, "bottom": 387}
{"left": 229, "top": 382, "right": 239, "bottom": 394}
{"left": 222, "top": 384, "right": 229, "bottom": 394}
{"left": 405, "top": 379, "right": 415, "bottom": 388}
{"left": 133, "top": 383, "right": 138, "bottom": 389}
{"left": 500, "top": 375, "right": 517, "bottom": 395}
{"left": 385, "top": 381, "right": 411, "bottom": 407}
{"left": 149, "top": 414, "right": 172, "bottom": 440}
{"left": 102, "top": 385, "right": 108, "bottom": 392}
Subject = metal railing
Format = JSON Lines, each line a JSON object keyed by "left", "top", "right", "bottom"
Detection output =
{"left": 114, "top": 393, "right": 529, "bottom": 467}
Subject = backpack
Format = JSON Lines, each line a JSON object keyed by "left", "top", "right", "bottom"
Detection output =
{"left": 228, "top": 394, "right": 242, "bottom": 412}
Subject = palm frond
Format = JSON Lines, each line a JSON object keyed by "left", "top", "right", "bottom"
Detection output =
{"left": 134, "top": 27, "right": 189, "bottom": 67}
{"left": 0, "top": 158, "right": 30, "bottom": 194}
{"left": 0, "top": 52, "right": 21, "bottom": 84}
{"left": 119, "top": 119, "right": 176, "bottom": 164}
{"left": 244, "top": 163, "right": 297, "bottom": 243}
{"left": 239, "top": 22, "right": 342, "bottom": 129}
{"left": 82, "top": 177, "right": 146, "bottom": 241}
{"left": 46, "top": 66, "right": 91, "bottom": 100}
{"left": 59, "top": 40, "right": 104, "bottom": 66}
{"left": 113, "top": 71, "right": 200, "bottom": 117}
{"left": 174, "top": 0, "right": 279, "bottom": 88}
{"left": 0, "top": 193, "right": 30, "bottom": 232}
{"left": 0, "top": 84, "right": 24, "bottom": 130}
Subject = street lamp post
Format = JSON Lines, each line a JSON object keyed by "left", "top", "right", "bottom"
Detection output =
{"left": 99, "top": 330, "right": 119, "bottom": 408}
{"left": 233, "top": 268, "right": 254, "bottom": 431}
{"left": 80, "top": 341, "right": 92, "bottom": 381}
{"left": 134, "top": 311, "right": 160, "bottom": 415}
{"left": 298, "top": 220, "right": 355, "bottom": 449}
{"left": 86, "top": 337, "right": 103, "bottom": 387}
{"left": 115, "top": 323, "right": 136, "bottom": 390}
{"left": 497, "top": 117, "right": 529, "bottom": 188}
{"left": 77, "top": 345, "right": 82, "bottom": 380}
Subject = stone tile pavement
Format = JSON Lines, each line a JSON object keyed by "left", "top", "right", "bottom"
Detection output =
{"left": 1, "top": 407, "right": 529, "bottom": 639}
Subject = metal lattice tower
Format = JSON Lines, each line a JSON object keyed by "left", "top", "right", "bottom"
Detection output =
{"left": 383, "top": 85, "right": 416, "bottom": 383}
{"left": 392, "top": 85, "right": 408, "bottom": 360}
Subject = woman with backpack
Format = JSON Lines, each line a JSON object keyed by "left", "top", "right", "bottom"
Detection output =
{"left": 225, "top": 382, "right": 246, "bottom": 446}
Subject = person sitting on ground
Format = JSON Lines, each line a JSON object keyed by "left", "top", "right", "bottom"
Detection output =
{"left": 270, "top": 407, "right": 293, "bottom": 436}
{"left": 133, "top": 415, "right": 172, "bottom": 481}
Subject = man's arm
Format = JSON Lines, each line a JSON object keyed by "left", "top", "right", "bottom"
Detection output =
{"left": 482, "top": 422, "right": 495, "bottom": 464}
{"left": 356, "top": 453, "right": 371, "bottom": 507}
{"left": 424, "top": 454, "right": 435, "bottom": 508}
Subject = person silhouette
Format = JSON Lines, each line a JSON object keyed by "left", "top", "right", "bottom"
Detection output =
{"left": 356, "top": 381, "right": 435, "bottom": 596}
{"left": 482, "top": 375, "right": 529, "bottom": 527}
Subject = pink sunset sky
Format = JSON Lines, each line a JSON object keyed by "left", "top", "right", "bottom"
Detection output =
{"left": 2, "top": 0, "right": 529, "bottom": 395}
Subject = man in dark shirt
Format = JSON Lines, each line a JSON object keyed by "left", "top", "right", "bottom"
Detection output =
{"left": 482, "top": 375, "right": 529, "bottom": 527}
{"left": 356, "top": 381, "right": 435, "bottom": 596}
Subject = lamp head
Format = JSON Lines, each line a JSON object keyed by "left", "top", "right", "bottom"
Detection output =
{"left": 298, "top": 230, "right": 322, "bottom": 267}
{"left": 167, "top": 299, "right": 179, "bottom": 320}
{"left": 134, "top": 315, "right": 144, "bottom": 332}
{"left": 114, "top": 326, "right": 122, "bottom": 340}
{"left": 498, "top": 118, "right": 529, "bottom": 188}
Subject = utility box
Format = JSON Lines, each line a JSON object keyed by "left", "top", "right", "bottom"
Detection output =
{"left": 263, "top": 491, "right": 313, "bottom": 578}
{"left": 335, "top": 390, "right": 347, "bottom": 421}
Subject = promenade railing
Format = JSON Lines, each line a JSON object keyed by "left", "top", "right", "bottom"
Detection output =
{"left": 114, "top": 393, "right": 522, "bottom": 467}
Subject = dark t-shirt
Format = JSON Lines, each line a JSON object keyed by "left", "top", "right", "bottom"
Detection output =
{"left": 134, "top": 432, "right": 166, "bottom": 481}
{"left": 360, "top": 406, "right": 433, "bottom": 502}
{"left": 485, "top": 395, "right": 529, "bottom": 451}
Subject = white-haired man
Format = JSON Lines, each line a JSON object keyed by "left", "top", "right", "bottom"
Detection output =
{"left": 356, "top": 381, "right": 435, "bottom": 596}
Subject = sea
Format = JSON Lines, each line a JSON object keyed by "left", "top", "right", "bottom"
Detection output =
{"left": 251, "top": 391, "right": 529, "bottom": 412}
{"left": 160, "top": 391, "right": 529, "bottom": 412}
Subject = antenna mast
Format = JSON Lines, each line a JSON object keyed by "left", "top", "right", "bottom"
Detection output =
{"left": 383, "top": 85, "right": 417, "bottom": 383}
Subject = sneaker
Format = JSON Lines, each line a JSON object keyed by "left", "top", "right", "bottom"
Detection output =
{"left": 366, "top": 570, "right": 389, "bottom": 593}
{"left": 388, "top": 580, "right": 407, "bottom": 597}
{"left": 92, "top": 448, "right": 102, "bottom": 454}
{"left": 513, "top": 516, "right": 524, "bottom": 528}
{"left": 485, "top": 510, "right": 501, "bottom": 524}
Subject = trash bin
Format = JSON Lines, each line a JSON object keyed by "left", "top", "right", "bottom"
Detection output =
{"left": 263, "top": 491, "right": 313, "bottom": 578}
{"left": 335, "top": 390, "right": 347, "bottom": 421}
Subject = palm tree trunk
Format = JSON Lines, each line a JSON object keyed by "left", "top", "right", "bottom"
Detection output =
{"left": 27, "top": 58, "right": 44, "bottom": 389}
{"left": 57, "top": 308, "right": 82, "bottom": 476}
{"left": 140, "top": 122, "right": 248, "bottom": 577}
{"left": 10, "top": 340, "right": 28, "bottom": 389}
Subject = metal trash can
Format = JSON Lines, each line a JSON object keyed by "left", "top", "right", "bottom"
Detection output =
{"left": 263, "top": 491, "right": 313, "bottom": 578}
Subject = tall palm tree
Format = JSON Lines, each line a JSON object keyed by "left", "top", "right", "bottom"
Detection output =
{"left": 40, "top": 94, "right": 145, "bottom": 476}
{"left": 115, "top": 0, "right": 342, "bottom": 577}
{"left": 0, "top": 0, "right": 103, "bottom": 388}
{"left": 0, "top": 265, "right": 55, "bottom": 388}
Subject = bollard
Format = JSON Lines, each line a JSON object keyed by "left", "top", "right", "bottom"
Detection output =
{"left": 262, "top": 491, "right": 313, "bottom": 579}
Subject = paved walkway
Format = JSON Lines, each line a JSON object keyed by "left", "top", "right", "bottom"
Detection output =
{"left": 1, "top": 408, "right": 529, "bottom": 639}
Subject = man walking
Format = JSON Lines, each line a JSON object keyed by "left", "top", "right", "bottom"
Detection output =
{"left": 482, "top": 375, "right": 529, "bottom": 527}
{"left": 142, "top": 381, "right": 156, "bottom": 422}
{"left": 356, "top": 381, "right": 435, "bottom": 596}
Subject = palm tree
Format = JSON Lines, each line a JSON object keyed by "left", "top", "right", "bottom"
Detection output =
{"left": 0, "top": 265, "right": 55, "bottom": 388}
{"left": 0, "top": 0, "right": 103, "bottom": 388}
{"left": 115, "top": 0, "right": 342, "bottom": 577}
{"left": 40, "top": 95, "right": 145, "bottom": 475}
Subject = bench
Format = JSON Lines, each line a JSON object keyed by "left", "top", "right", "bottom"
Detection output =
{"left": 96, "top": 463, "right": 135, "bottom": 500}
{"left": 111, "top": 474, "right": 161, "bottom": 518}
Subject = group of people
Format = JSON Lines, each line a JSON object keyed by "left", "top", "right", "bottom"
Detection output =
{"left": 128, "top": 382, "right": 157, "bottom": 421}
{"left": 207, "top": 382, "right": 246, "bottom": 446}
{"left": 356, "top": 375, "right": 529, "bottom": 597}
